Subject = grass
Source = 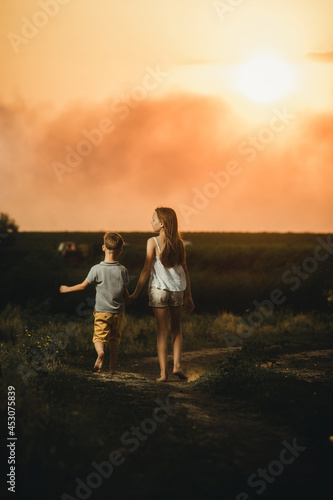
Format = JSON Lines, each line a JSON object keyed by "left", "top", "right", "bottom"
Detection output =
{"left": 1, "top": 231, "right": 333, "bottom": 498}
{"left": 192, "top": 343, "right": 333, "bottom": 435}
{"left": 1, "top": 306, "right": 333, "bottom": 499}
{"left": 1, "top": 305, "right": 333, "bottom": 383}
{"left": 1, "top": 231, "right": 333, "bottom": 314}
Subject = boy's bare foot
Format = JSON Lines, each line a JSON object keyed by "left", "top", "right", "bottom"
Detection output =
{"left": 173, "top": 370, "right": 188, "bottom": 381}
{"left": 156, "top": 374, "right": 168, "bottom": 382}
{"left": 94, "top": 352, "right": 104, "bottom": 373}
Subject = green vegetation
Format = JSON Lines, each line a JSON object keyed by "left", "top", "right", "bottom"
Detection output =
{"left": 0, "top": 212, "right": 19, "bottom": 233}
{"left": 1, "top": 231, "right": 332, "bottom": 314}
{"left": 1, "top": 306, "right": 333, "bottom": 499}
{"left": 1, "top": 232, "right": 333, "bottom": 499}
{"left": 193, "top": 339, "right": 333, "bottom": 435}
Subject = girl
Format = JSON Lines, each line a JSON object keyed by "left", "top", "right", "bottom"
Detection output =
{"left": 129, "top": 207, "right": 194, "bottom": 382}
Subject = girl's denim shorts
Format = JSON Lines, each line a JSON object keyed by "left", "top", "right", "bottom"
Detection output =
{"left": 148, "top": 287, "right": 184, "bottom": 308}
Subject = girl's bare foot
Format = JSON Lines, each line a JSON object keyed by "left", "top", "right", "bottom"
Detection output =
{"left": 94, "top": 352, "right": 104, "bottom": 373}
{"left": 173, "top": 369, "right": 188, "bottom": 381}
{"left": 156, "top": 373, "right": 168, "bottom": 382}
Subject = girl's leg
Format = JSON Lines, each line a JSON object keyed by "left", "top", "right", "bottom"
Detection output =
{"left": 169, "top": 306, "right": 187, "bottom": 379}
{"left": 94, "top": 341, "right": 105, "bottom": 372}
{"left": 153, "top": 307, "right": 169, "bottom": 381}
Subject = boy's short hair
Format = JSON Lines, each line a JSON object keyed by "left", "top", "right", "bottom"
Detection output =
{"left": 103, "top": 232, "right": 124, "bottom": 253}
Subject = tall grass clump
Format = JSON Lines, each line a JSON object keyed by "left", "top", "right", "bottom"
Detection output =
{"left": 191, "top": 343, "right": 333, "bottom": 438}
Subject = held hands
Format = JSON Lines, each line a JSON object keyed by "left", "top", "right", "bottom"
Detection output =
{"left": 184, "top": 296, "right": 195, "bottom": 314}
{"left": 123, "top": 294, "right": 132, "bottom": 306}
{"left": 127, "top": 293, "right": 138, "bottom": 304}
{"left": 59, "top": 285, "right": 69, "bottom": 293}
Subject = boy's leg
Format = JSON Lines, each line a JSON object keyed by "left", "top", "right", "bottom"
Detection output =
{"left": 93, "top": 312, "right": 109, "bottom": 372}
{"left": 108, "top": 313, "right": 123, "bottom": 374}
{"left": 94, "top": 341, "right": 105, "bottom": 372}
{"left": 109, "top": 341, "right": 119, "bottom": 374}
{"left": 169, "top": 306, "right": 187, "bottom": 380}
{"left": 153, "top": 307, "right": 169, "bottom": 382}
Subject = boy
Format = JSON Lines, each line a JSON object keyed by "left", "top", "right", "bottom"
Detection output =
{"left": 60, "top": 232, "right": 129, "bottom": 374}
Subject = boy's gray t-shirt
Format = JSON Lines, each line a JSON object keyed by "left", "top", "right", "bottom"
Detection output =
{"left": 86, "top": 261, "right": 129, "bottom": 313}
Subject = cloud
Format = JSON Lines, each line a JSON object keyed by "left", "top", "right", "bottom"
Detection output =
{"left": 304, "top": 52, "right": 333, "bottom": 63}
{"left": 1, "top": 93, "right": 333, "bottom": 232}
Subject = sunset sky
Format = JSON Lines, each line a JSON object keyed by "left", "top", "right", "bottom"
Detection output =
{"left": 1, "top": 0, "right": 333, "bottom": 232}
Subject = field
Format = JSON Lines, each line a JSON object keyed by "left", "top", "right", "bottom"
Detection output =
{"left": 1, "top": 232, "right": 333, "bottom": 499}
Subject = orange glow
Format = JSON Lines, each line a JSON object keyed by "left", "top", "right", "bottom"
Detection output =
{"left": 1, "top": 1, "right": 333, "bottom": 232}
{"left": 234, "top": 55, "right": 295, "bottom": 103}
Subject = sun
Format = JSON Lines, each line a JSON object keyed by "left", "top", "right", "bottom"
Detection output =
{"left": 234, "top": 55, "right": 294, "bottom": 103}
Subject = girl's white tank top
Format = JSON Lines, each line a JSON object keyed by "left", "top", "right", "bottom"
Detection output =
{"left": 149, "top": 237, "right": 186, "bottom": 292}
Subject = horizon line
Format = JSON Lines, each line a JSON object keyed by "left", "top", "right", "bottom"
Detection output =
{"left": 17, "top": 230, "right": 332, "bottom": 235}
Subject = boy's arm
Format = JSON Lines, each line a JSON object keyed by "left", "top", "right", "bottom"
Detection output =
{"left": 129, "top": 238, "right": 155, "bottom": 299}
{"left": 60, "top": 280, "right": 89, "bottom": 293}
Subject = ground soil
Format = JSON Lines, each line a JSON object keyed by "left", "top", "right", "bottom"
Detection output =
{"left": 76, "top": 345, "right": 333, "bottom": 500}
{"left": 10, "top": 343, "right": 332, "bottom": 500}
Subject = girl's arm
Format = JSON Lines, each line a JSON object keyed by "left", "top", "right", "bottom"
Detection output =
{"left": 59, "top": 280, "right": 89, "bottom": 293}
{"left": 129, "top": 238, "right": 155, "bottom": 299}
{"left": 182, "top": 255, "right": 195, "bottom": 313}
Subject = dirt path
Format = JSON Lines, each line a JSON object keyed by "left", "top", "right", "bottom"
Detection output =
{"left": 88, "top": 344, "right": 333, "bottom": 384}
{"left": 57, "top": 346, "right": 332, "bottom": 499}
{"left": 85, "top": 345, "right": 333, "bottom": 416}
{"left": 82, "top": 346, "right": 324, "bottom": 481}
{"left": 85, "top": 347, "right": 238, "bottom": 425}
{"left": 273, "top": 348, "right": 333, "bottom": 381}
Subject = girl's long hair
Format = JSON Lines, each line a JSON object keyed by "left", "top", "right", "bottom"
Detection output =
{"left": 155, "top": 207, "right": 185, "bottom": 268}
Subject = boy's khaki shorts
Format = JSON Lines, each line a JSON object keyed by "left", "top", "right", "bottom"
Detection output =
{"left": 93, "top": 311, "right": 124, "bottom": 345}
